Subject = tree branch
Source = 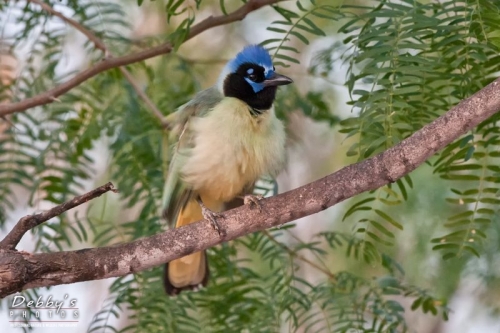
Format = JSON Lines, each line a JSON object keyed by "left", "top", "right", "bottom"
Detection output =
{"left": 27, "top": 0, "right": 168, "bottom": 126}
{"left": 1, "top": 76, "right": 499, "bottom": 298}
{"left": 0, "top": 0, "right": 284, "bottom": 117}
{"left": 0, "top": 182, "right": 117, "bottom": 251}
{"left": 27, "top": 0, "right": 107, "bottom": 52}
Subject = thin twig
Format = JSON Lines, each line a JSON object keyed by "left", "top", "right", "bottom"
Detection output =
{"left": 118, "top": 68, "right": 167, "bottom": 126}
{"left": 262, "top": 230, "right": 336, "bottom": 280}
{"left": 0, "top": 182, "right": 117, "bottom": 250}
{"left": 27, "top": 0, "right": 167, "bottom": 127}
{"left": 0, "top": 0, "right": 284, "bottom": 117}
{"left": 28, "top": 0, "right": 107, "bottom": 51}
{"left": 285, "top": 230, "right": 333, "bottom": 274}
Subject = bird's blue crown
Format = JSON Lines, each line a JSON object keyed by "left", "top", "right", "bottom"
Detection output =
{"left": 217, "top": 45, "right": 277, "bottom": 94}
{"left": 228, "top": 45, "right": 274, "bottom": 79}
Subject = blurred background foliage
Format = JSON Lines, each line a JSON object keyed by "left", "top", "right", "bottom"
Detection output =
{"left": 1, "top": 0, "right": 500, "bottom": 332}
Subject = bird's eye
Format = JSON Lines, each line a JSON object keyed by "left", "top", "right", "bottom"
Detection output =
{"left": 248, "top": 73, "right": 257, "bottom": 82}
{"left": 273, "top": 66, "right": 276, "bottom": 71}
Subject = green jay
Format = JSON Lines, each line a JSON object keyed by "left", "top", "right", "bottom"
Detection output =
{"left": 162, "top": 45, "right": 293, "bottom": 295}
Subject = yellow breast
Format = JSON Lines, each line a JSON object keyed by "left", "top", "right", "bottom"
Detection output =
{"left": 181, "top": 97, "right": 286, "bottom": 202}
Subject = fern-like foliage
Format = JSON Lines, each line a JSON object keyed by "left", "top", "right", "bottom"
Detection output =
{"left": 322, "top": 0, "right": 500, "bottom": 263}
{"left": 432, "top": 119, "right": 500, "bottom": 259}
{"left": 264, "top": 0, "right": 342, "bottom": 67}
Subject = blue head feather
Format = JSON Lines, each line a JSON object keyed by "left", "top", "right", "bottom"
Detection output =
{"left": 224, "top": 45, "right": 275, "bottom": 93}
{"left": 228, "top": 45, "right": 273, "bottom": 74}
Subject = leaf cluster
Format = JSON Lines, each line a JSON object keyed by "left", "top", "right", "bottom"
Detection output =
{"left": 312, "top": 0, "right": 500, "bottom": 262}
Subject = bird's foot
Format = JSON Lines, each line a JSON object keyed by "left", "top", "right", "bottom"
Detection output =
{"left": 243, "top": 194, "right": 264, "bottom": 212}
{"left": 198, "top": 201, "right": 225, "bottom": 236}
{"left": 201, "top": 206, "right": 224, "bottom": 234}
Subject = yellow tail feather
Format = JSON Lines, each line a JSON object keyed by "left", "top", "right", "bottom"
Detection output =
{"left": 163, "top": 195, "right": 223, "bottom": 295}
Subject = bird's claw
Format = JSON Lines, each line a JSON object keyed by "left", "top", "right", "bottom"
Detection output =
{"left": 197, "top": 196, "right": 225, "bottom": 236}
{"left": 243, "top": 194, "right": 264, "bottom": 212}
{"left": 201, "top": 206, "right": 225, "bottom": 237}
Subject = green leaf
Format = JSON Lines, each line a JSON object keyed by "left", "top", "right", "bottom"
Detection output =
{"left": 274, "top": 53, "right": 301, "bottom": 64}
{"left": 290, "top": 30, "right": 310, "bottom": 44}
{"left": 374, "top": 210, "right": 403, "bottom": 230}
{"left": 267, "top": 27, "right": 288, "bottom": 33}
{"left": 219, "top": 0, "right": 228, "bottom": 15}
{"left": 369, "top": 220, "right": 396, "bottom": 238}
{"left": 343, "top": 197, "right": 376, "bottom": 221}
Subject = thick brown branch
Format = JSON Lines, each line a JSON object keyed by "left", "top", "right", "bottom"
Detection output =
{"left": 0, "top": 0, "right": 283, "bottom": 117}
{"left": 0, "top": 182, "right": 117, "bottom": 250}
{"left": 1, "top": 76, "right": 499, "bottom": 298}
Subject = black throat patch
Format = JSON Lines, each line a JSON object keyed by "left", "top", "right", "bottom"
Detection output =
{"left": 223, "top": 62, "right": 278, "bottom": 112}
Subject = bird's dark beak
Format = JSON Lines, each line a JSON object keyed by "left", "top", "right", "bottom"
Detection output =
{"left": 263, "top": 73, "right": 293, "bottom": 87}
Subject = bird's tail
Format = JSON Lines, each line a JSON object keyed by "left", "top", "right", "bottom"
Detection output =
{"left": 163, "top": 196, "right": 222, "bottom": 295}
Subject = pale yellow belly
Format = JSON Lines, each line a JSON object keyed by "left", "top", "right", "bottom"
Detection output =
{"left": 180, "top": 98, "right": 286, "bottom": 203}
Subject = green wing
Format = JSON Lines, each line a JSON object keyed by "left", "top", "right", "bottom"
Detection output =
{"left": 161, "top": 87, "right": 223, "bottom": 227}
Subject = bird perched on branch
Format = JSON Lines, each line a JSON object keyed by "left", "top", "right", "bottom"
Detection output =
{"left": 162, "top": 45, "right": 293, "bottom": 295}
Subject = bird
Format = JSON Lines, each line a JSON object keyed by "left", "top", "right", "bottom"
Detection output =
{"left": 161, "top": 44, "right": 293, "bottom": 295}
